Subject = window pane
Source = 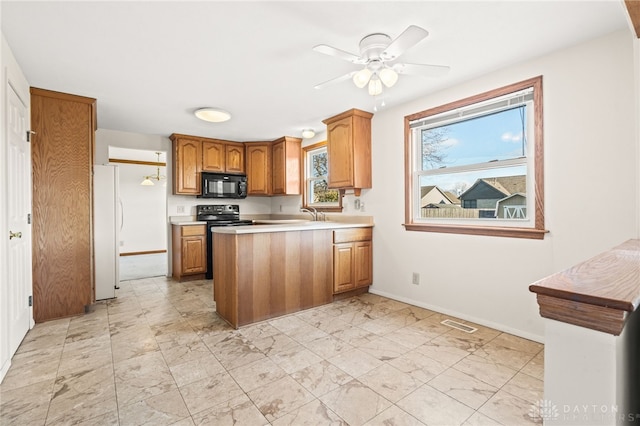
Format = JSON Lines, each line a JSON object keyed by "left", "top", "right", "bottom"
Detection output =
{"left": 310, "top": 151, "right": 328, "bottom": 178}
{"left": 418, "top": 165, "right": 527, "bottom": 220}
{"left": 309, "top": 178, "right": 339, "bottom": 204}
{"left": 421, "top": 106, "right": 527, "bottom": 170}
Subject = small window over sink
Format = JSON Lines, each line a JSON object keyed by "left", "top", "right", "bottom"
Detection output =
{"left": 303, "top": 141, "right": 342, "bottom": 212}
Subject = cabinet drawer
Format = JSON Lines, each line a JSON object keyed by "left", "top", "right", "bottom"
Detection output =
{"left": 333, "top": 227, "right": 372, "bottom": 243}
{"left": 181, "top": 224, "right": 206, "bottom": 237}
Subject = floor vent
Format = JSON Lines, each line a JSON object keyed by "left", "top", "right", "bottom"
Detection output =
{"left": 441, "top": 319, "right": 477, "bottom": 333}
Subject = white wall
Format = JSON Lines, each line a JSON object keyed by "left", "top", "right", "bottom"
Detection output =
{"left": 362, "top": 29, "right": 637, "bottom": 342}
{"left": 114, "top": 162, "right": 167, "bottom": 253}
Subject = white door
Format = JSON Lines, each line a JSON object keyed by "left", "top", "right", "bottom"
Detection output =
{"left": 7, "top": 83, "right": 32, "bottom": 355}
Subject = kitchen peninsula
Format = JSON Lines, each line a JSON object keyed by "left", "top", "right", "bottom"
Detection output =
{"left": 212, "top": 221, "right": 373, "bottom": 328}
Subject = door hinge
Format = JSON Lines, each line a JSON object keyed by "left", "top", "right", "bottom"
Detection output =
{"left": 28, "top": 295, "right": 32, "bottom": 307}
{"left": 27, "top": 213, "right": 31, "bottom": 224}
{"left": 26, "top": 130, "right": 35, "bottom": 142}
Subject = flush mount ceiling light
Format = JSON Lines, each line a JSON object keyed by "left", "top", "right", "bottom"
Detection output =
{"left": 301, "top": 129, "right": 316, "bottom": 139}
{"left": 194, "top": 107, "right": 231, "bottom": 123}
{"left": 141, "top": 152, "right": 166, "bottom": 186}
{"left": 313, "top": 25, "right": 450, "bottom": 96}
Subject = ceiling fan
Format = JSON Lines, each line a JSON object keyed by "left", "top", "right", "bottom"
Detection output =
{"left": 313, "top": 25, "right": 449, "bottom": 96}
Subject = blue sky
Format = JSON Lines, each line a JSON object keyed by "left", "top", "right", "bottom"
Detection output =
{"left": 420, "top": 106, "right": 528, "bottom": 196}
{"left": 424, "top": 106, "right": 527, "bottom": 170}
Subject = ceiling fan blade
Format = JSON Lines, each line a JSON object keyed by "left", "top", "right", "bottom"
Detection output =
{"left": 314, "top": 71, "right": 357, "bottom": 90}
{"left": 313, "top": 44, "right": 366, "bottom": 64}
{"left": 381, "top": 25, "right": 429, "bottom": 61}
{"left": 393, "top": 62, "right": 450, "bottom": 77}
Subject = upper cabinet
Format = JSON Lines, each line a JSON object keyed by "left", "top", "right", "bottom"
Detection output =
{"left": 172, "top": 135, "right": 202, "bottom": 195}
{"left": 245, "top": 143, "right": 272, "bottom": 195}
{"left": 226, "top": 143, "right": 245, "bottom": 174}
{"left": 272, "top": 136, "right": 301, "bottom": 195}
{"left": 171, "top": 133, "right": 245, "bottom": 195}
{"left": 322, "top": 108, "right": 373, "bottom": 195}
{"left": 202, "top": 139, "right": 245, "bottom": 174}
{"left": 202, "top": 140, "right": 225, "bottom": 172}
{"left": 245, "top": 137, "right": 301, "bottom": 196}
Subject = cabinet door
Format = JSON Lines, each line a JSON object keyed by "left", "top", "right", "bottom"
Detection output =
{"left": 333, "top": 243, "right": 355, "bottom": 293}
{"left": 327, "top": 116, "right": 354, "bottom": 188}
{"left": 226, "top": 143, "right": 245, "bottom": 174}
{"left": 272, "top": 140, "right": 286, "bottom": 194}
{"left": 246, "top": 144, "right": 271, "bottom": 195}
{"left": 272, "top": 138, "right": 302, "bottom": 195}
{"left": 174, "top": 137, "right": 202, "bottom": 194}
{"left": 31, "top": 88, "right": 95, "bottom": 322}
{"left": 202, "top": 141, "right": 225, "bottom": 172}
{"left": 354, "top": 241, "right": 372, "bottom": 287}
{"left": 182, "top": 236, "right": 206, "bottom": 274}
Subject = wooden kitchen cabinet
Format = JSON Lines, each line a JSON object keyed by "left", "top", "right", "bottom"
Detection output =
{"left": 272, "top": 136, "right": 301, "bottom": 195}
{"left": 226, "top": 143, "right": 245, "bottom": 174}
{"left": 171, "top": 135, "right": 202, "bottom": 195}
{"left": 332, "top": 227, "right": 373, "bottom": 294}
{"left": 214, "top": 229, "right": 334, "bottom": 328}
{"left": 245, "top": 143, "right": 272, "bottom": 195}
{"left": 245, "top": 136, "right": 301, "bottom": 196}
{"left": 202, "top": 140, "right": 226, "bottom": 172}
{"left": 31, "top": 87, "right": 96, "bottom": 322}
{"left": 323, "top": 108, "right": 373, "bottom": 195}
{"left": 171, "top": 224, "right": 207, "bottom": 281}
{"left": 202, "top": 140, "right": 246, "bottom": 174}
{"left": 171, "top": 134, "right": 246, "bottom": 195}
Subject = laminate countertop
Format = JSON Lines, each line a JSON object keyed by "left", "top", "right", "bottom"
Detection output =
{"left": 210, "top": 221, "right": 373, "bottom": 234}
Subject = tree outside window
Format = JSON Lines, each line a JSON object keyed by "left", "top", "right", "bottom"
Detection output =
{"left": 303, "top": 142, "right": 342, "bottom": 211}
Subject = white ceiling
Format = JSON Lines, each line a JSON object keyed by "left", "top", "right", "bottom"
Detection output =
{"left": 1, "top": 1, "right": 630, "bottom": 142}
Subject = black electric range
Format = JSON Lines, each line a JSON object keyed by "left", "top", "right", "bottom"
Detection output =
{"left": 196, "top": 204, "right": 253, "bottom": 279}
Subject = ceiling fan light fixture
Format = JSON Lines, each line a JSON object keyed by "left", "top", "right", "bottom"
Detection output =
{"left": 368, "top": 77, "right": 383, "bottom": 96}
{"left": 353, "top": 68, "right": 372, "bottom": 88}
{"left": 194, "top": 107, "right": 231, "bottom": 123}
{"left": 379, "top": 68, "right": 399, "bottom": 88}
{"left": 301, "top": 129, "right": 316, "bottom": 139}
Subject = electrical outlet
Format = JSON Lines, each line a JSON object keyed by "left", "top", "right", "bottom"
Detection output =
{"left": 177, "top": 205, "right": 185, "bottom": 214}
{"left": 354, "top": 199, "right": 361, "bottom": 210}
{"left": 412, "top": 272, "right": 420, "bottom": 285}
{"left": 120, "top": 241, "right": 124, "bottom": 247}
{"left": 279, "top": 204, "right": 283, "bottom": 212}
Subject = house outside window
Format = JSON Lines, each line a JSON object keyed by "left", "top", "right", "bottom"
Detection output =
{"left": 404, "top": 76, "right": 546, "bottom": 239}
{"left": 302, "top": 141, "right": 341, "bottom": 211}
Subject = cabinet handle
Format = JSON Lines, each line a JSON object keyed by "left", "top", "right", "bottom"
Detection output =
{"left": 9, "top": 231, "right": 22, "bottom": 240}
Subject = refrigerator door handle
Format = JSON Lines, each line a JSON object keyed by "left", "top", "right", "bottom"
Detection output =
{"left": 118, "top": 198, "right": 124, "bottom": 232}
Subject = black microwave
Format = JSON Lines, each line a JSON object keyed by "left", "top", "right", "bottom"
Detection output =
{"left": 200, "top": 172, "right": 247, "bottom": 199}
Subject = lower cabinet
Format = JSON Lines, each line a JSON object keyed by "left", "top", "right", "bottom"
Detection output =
{"left": 172, "top": 224, "right": 207, "bottom": 281}
{"left": 333, "top": 228, "right": 373, "bottom": 293}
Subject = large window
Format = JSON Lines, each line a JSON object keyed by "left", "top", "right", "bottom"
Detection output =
{"left": 302, "top": 141, "right": 342, "bottom": 211}
{"left": 404, "top": 76, "right": 546, "bottom": 239}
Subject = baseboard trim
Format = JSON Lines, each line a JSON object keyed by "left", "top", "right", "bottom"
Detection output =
{"left": 368, "top": 287, "right": 545, "bottom": 344}
{"left": 120, "top": 250, "right": 167, "bottom": 257}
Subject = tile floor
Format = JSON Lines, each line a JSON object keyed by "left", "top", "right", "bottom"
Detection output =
{"left": 0, "top": 277, "right": 544, "bottom": 425}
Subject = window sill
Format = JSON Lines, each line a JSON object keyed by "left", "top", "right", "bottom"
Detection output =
{"left": 403, "top": 223, "right": 548, "bottom": 239}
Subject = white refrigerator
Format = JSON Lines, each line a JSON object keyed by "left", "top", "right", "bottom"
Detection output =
{"left": 94, "top": 164, "right": 120, "bottom": 300}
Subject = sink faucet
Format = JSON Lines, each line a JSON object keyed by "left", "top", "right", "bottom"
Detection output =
{"left": 300, "top": 207, "right": 318, "bottom": 221}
